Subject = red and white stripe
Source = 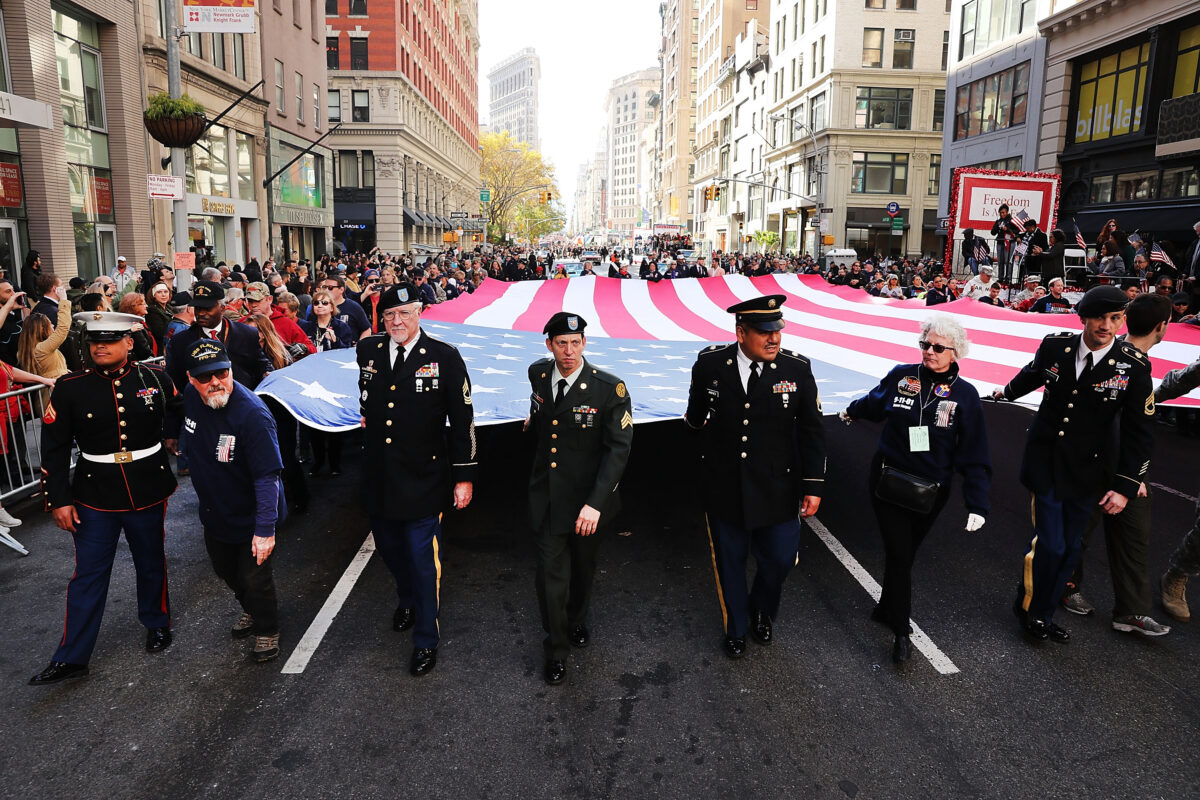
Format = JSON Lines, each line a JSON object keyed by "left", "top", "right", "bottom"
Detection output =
{"left": 424, "top": 275, "right": 1200, "bottom": 407}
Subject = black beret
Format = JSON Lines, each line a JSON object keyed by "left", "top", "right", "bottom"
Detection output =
{"left": 726, "top": 294, "right": 786, "bottom": 331}
{"left": 377, "top": 282, "right": 419, "bottom": 312}
{"left": 1075, "top": 285, "right": 1129, "bottom": 318}
{"left": 543, "top": 312, "right": 587, "bottom": 338}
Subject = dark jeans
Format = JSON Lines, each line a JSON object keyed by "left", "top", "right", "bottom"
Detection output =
{"left": 310, "top": 430, "right": 344, "bottom": 471}
{"left": 203, "top": 532, "right": 279, "bottom": 635}
{"left": 868, "top": 455, "right": 952, "bottom": 635}
{"left": 1069, "top": 492, "right": 1153, "bottom": 618}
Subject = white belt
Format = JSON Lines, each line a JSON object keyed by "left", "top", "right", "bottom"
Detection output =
{"left": 79, "top": 443, "right": 162, "bottom": 464}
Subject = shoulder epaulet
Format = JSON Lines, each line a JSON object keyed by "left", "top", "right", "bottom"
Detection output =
{"left": 1117, "top": 340, "right": 1149, "bottom": 363}
{"left": 698, "top": 343, "right": 732, "bottom": 358}
{"left": 1046, "top": 331, "right": 1075, "bottom": 339}
{"left": 585, "top": 365, "right": 620, "bottom": 386}
{"left": 57, "top": 370, "right": 91, "bottom": 384}
{"left": 776, "top": 348, "right": 809, "bottom": 364}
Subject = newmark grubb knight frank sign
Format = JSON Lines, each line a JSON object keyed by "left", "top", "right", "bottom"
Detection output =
{"left": 184, "top": 0, "right": 255, "bottom": 33}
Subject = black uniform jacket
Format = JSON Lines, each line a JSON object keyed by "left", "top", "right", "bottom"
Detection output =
{"left": 1003, "top": 332, "right": 1154, "bottom": 500}
{"left": 165, "top": 319, "right": 271, "bottom": 392}
{"left": 684, "top": 343, "right": 827, "bottom": 530}
{"left": 357, "top": 329, "right": 477, "bottom": 521}
{"left": 526, "top": 358, "right": 634, "bottom": 534}
{"left": 42, "top": 361, "right": 181, "bottom": 511}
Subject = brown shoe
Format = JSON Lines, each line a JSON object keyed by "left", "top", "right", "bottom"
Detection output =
{"left": 231, "top": 612, "right": 254, "bottom": 639}
{"left": 1161, "top": 570, "right": 1190, "bottom": 622}
{"left": 253, "top": 633, "right": 280, "bottom": 662}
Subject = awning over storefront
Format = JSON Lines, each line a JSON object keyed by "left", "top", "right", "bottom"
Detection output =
{"left": 403, "top": 207, "right": 424, "bottom": 227}
{"left": 335, "top": 202, "right": 375, "bottom": 223}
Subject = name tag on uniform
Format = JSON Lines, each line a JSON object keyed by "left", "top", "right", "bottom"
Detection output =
{"left": 908, "top": 426, "right": 930, "bottom": 452}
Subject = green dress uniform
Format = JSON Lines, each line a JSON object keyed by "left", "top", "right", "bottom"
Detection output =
{"left": 527, "top": 347, "right": 633, "bottom": 665}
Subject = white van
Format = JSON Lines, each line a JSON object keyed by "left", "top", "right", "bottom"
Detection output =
{"left": 824, "top": 248, "right": 859, "bottom": 269}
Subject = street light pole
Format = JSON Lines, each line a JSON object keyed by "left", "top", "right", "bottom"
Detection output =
{"left": 163, "top": 0, "right": 189, "bottom": 265}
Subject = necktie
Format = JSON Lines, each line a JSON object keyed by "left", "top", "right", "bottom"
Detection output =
{"left": 747, "top": 361, "right": 760, "bottom": 395}
{"left": 555, "top": 378, "right": 567, "bottom": 405}
{"left": 394, "top": 344, "right": 405, "bottom": 371}
{"left": 1078, "top": 352, "right": 1093, "bottom": 384}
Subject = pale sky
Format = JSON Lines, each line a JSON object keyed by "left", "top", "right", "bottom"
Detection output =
{"left": 476, "top": 0, "right": 662, "bottom": 220}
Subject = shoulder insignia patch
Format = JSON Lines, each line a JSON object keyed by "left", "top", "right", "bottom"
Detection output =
{"left": 43, "top": 401, "right": 56, "bottom": 425}
{"left": 615, "top": 382, "right": 627, "bottom": 398}
{"left": 620, "top": 410, "right": 633, "bottom": 429}
{"left": 463, "top": 377, "right": 472, "bottom": 406}
{"left": 1145, "top": 393, "right": 1155, "bottom": 416}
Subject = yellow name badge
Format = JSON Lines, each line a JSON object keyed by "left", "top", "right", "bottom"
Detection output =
{"left": 908, "top": 426, "right": 930, "bottom": 453}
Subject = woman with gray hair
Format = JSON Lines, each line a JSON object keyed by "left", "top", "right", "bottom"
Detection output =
{"left": 841, "top": 314, "right": 992, "bottom": 665}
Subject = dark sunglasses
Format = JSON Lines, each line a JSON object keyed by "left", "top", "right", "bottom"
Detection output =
{"left": 918, "top": 340, "right": 957, "bottom": 354}
{"left": 193, "top": 368, "right": 230, "bottom": 384}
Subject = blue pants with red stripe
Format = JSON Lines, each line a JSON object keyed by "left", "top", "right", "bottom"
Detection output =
{"left": 372, "top": 514, "right": 442, "bottom": 650}
{"left": 53, "top": 503, "right": 171, "bottom": 665}
{"left": 1019, "top": 490, "right": 1094, "bottom": 624}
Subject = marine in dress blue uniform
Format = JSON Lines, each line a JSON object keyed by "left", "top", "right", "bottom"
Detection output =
{"left": 684, "top": 295, "right": 827, "bottom": 659}
{"left": 526, "top": 312, "right": 633, "bottom": 685}
{"left": 357, "top": 283, "right": 477, "bottom": 676}
{"left": 30, "top": 312, "right": 181, "bottom": 686}
{"left": 182, "top": 339, "right": 287, "bottom": 662}
{"left": 997, "top": 285, "right": 1155, "bottom": 642}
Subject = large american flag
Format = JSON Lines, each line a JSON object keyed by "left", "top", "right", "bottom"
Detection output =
{"left": 257, "top": 275, "right": 1200, "bottom": 431}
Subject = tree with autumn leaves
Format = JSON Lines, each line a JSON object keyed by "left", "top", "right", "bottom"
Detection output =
{"left": 479, "top": 130, "right": 562, "bottom": 244}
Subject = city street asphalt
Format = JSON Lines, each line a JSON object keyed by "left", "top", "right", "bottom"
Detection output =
{"left": 2, "top": 401, "right": 1199, "bottom": 799}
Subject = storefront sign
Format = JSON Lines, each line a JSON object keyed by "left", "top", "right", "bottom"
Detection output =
{"left": 0, "top": 91, "right": 54, "bottom": 130}
{"left": 201, "top": 197, "right": 236, "bottom": 215}
{"left": 945, "top": 168, "right": 1062, "bottom": 268}
{"left": 148, "top": 174, "right": 184, "bottom": 200}
{"left": 93, "top": 176, "right": 113, "bottom": 216}
{"left": 184, "top": 0, "right": 255, "bottom": 33}
{"left": 274, "top": 205, "right": 332, "bottom": 227}
{"left": 0, "top": 163, "right": 22, "bottom": 208}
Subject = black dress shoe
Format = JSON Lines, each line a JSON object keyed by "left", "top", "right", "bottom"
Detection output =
{"left": 393, "top": 607, "right": 415, "bottom": 632}
{"left": 146, "top": 627, "right": 173, "bottom": 653}
{"left": 544, "top": 659, "right": 566, "bottom": 685}
{"left": 410, "top": 647, "right": 437, "bottom": 676}
{"left": 870, "top": 604, "right": 888, "bottom": 626}
{"left": 308, "top": 464, "right": 324, "bottom": 476}
{"left": 723, "top": 636, "right": 746, "bottom": 659}
{"left": 750, "top": 609, "right": 773, "bottom": 645}
{"left": 569, "top": 625, "right": 589, "bottom": 648}
{"left": 891, "top": 634, "right": 912, "bottom": 664}
{"left": 1022, "top": 617, "right": 1049, "bottom": 641}
{"left": 29, "top": 661, "right": 89, "bottom": 686}
{"left": 1046, "top": 621, "right": 1071, "bottom": 643}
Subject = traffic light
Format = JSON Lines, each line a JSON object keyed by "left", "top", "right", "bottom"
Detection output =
{"left": 703, "top": 186, "right": 714, "bottom": 201}
{"left": 713, "top": 185, "right": 721, "bottom": 200}
{"left": 545, "top": 190, "right": 553, "bottom": 204}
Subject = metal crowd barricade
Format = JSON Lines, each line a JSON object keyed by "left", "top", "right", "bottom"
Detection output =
{"left": 0, "top": 357, "right": 166, "bottom": 557}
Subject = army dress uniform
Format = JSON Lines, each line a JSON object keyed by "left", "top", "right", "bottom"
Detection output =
{"left": 357, "top": 283, "right": 477, "bottom": 675}
{"left": 684, "top": 295, "right": 826, "bottom": 655}
{"left": 33, "top": 313, "right": 181, "bottom": 684}
{"left": 527, "top": 314, "right": 634, "bottom": 672}
{"left": 1002, "top": 286, "right": 1155, "bottom": 636}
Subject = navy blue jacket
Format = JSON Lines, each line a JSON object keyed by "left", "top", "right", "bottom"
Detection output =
{"left": 183, "top": 381, "right": 285, "bottom": 542}
{"left": 165, "top": 319, "right": 271, "bottom": 392}
{"left": 847, "top": 362, "right": 991, "bottom": 516}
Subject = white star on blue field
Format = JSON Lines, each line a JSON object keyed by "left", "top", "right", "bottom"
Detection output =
{"left": 256, "top": 323, "right": 874, "bottom": 431}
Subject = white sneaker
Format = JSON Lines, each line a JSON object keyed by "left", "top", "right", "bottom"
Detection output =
{"left": 0, "top": 508, "right": 22, "bottom": 527}
{"left": 1112, "top": 614, "right": 1171, "bottom": 637}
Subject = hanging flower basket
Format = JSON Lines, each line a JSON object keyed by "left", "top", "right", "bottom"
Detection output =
{"left": 143, "top": 92, "right": 207, "bottom": 148}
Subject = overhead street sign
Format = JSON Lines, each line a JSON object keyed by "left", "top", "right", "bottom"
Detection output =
{"left": 450, "top": 211, "right": 469, "bottom": 219}
{"left": 886, "top": 202, "right": 900, "bottom": 217}
{"left": 891, "top": 216, "right": 904, "bottom": 231}
{"left": 480, "top": 189, "right": 491, "bottom": 203}
{"left": 458, "top": 218, "right": 486, "bottom": 231}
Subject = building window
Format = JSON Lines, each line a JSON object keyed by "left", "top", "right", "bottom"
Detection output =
{"left": 186, "top": 123, "right": 231, "bottom": 197}
{"left": 1089, "top": 175, "right": 1113, "bottom": 204}
{"left": 212, "top": 34, "right": 225, "bottom": 70}
{"left": 1115, "top": 170, "right": 1158, "bottom": 202}
{"left": 274, "top": 60, "right": 285, "bottom": 111}
{"left": 295, "top": 72, "right": 304, "bottom": 121}
{"left": 313, "top": 84, "right": 321, "bottom": 130}
{"left": 1073, "top": 43, "right": 1148, "bottom": 143}
{"left": 186, "top": 32, "right": 202, "bottom": 57}
{"left": 898, "top": 0, "right": 915, "bottom": 8}
{"left": 851, "top": 152, "right": 908, "bottom": 194}
{"left": 1162, "top": 166, "right": 1200, "bottom": 198}
{"left": 338, "top": 151, "right": 358, "bottom": 188}
{"left": 809, "top": 92, "right": 826, "bottom": 130}
{"left": 942, "top": 31, "right": 949, "bottom": 71}
{"left": 350, "top": 39, "right": 368, "bottom": 70}
{"left": 362, "top": 151, "right": 374, "bottom": 187}
{"left": 862, "top": 29, "right": 883, "bottom": 68}
{"left": 325, "top": 0, "right": 337, "bottom": 13}
{"left": 971, "top": 156, "right": 1022, "bottom": 171}
{"left": 953, "top": 61, "right": 1029, "bottom": 140}
{"left": 928, "top": 153, "right": 941, "bottom": 195}
{"left": 233, "top": 34, "right": 245, "bottom": 79}
{"left": 326, "top": 37, "right": 339, "bottom": 70}
{"left": 806, "top": 155, "right": 819, "bottom": 196}
{"left": 933, "top": 89, "right": 945, "bottom": 131}
{"left": 327, "top": 89, "right": 341, "bottom": 121}
{"left": 236, "top": 131, "right": 255, "bottom": 201}
{"left": 960, "top": 0, "right": 1038, "bottom": 60}
{"left": 855, "top": 87, "right": 912, "bottom": 130}
{"left": 1172, "top": 24, "right": 1200, "bottom": 98}
{"left": 746, "top": 0, "right": 758, "bottom": 9}
{"left": 349, "top": 0, "right": 367, "bottom": 14}
{"left": 866, "top": 0, "right": 884, "bottom": 8}
{"left": 352, "top": 89, "right": 369, "bottom": 122}
{"left": 893, "top": 31, "right": 914, "bottom": 69}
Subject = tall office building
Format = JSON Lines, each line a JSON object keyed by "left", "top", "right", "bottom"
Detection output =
{"left": 326, "top": 0, "right": 481, "bottom": 253}
{"left": 487, "top": 47, "right": 541, "bottom": 150}
{"left": 604, "top": 68, "right": 660, "bottom": 237}
{"left": 656, "top": 0, "right": 700, "bottom": 233}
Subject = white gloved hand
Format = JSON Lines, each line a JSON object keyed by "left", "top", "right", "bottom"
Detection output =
{"left": 965, "top": 513, "right": 985, "bottom": 532}
{"left": 837, "top": 409, "right": 853, "bottom": 425}
{"left": 990, "top": 387, "right": 1005, "bottom": 401}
